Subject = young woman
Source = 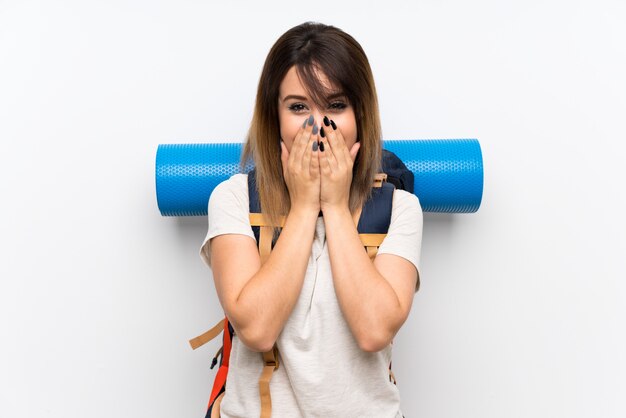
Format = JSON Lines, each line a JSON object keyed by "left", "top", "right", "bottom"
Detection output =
{"left": 200, "top": 21, "right": 422, "bottom": 418}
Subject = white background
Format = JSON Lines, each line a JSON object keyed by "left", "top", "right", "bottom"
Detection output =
{"left": 1, "top": 1, "right": 625, "bottom": 417}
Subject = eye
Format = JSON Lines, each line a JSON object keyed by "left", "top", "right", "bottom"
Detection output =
{"left": 288, "top": 103, "right": 308, "bottom": 113}
{"left": 328, "top": 101, "right": 348, "bottom": 111}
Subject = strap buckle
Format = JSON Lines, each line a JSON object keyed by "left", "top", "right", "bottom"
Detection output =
{"left": 373, "top": 173, "right": 388, "bottom": 187}
{"left": 263, "top": 345, "right": 280, "bottom": 371}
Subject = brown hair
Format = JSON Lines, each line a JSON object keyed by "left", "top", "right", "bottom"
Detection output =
{"left": 241, "top": 21, "right": 382, "bottom": 238}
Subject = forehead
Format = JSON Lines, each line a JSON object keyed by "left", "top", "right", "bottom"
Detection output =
{"left": 278, "top": 66, "right": 336, "bottom": 100}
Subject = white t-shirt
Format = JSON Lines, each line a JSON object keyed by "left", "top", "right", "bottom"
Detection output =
{"left": 199, "top": 173, "right": 423, "bottom": 418}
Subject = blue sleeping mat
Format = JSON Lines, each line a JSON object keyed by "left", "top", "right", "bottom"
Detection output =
{"left": 155, "top": 139, "right": 483, "bottom": 216}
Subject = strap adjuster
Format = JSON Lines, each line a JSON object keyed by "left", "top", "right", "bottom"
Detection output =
{"left": 373, "top": 173, "right": 388, "bottom": 187}
{"left": 263, "top": 345, "right": 280, "bottom": 370}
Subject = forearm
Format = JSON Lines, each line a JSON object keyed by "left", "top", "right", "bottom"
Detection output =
{"left": 235, "top": 206, "right": 318, "bottom": 351}
{"left": 323, "top": 206, "right": 403, "bottom": 351}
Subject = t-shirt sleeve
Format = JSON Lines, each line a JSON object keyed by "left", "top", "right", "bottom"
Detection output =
{"left": 199, "top": 174, "right": 256, "bottom": 269}
{"left": 376, "top": 189, "right": 423, "bottom": 291}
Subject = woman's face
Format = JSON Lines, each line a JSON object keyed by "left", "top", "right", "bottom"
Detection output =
{"left": 277, "top": 66, "right": 358, "bottom": 154}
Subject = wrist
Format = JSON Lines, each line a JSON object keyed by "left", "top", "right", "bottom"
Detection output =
{"left": 320, "top": 202, "right": 351, "bottom": 217}
{"left": 289, "top": 204, "right": 321, "bottom": 219}
{"left": 320, "top": 204, "right": 357, "bottom": 232}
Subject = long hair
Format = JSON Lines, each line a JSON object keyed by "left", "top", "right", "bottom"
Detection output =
{"left": 241, "top": 22, "right": 382, "bottom": 238}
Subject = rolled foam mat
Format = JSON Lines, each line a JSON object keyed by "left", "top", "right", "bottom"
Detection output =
{"left": 155, "top": 139, "right": 483, "bottom": 216}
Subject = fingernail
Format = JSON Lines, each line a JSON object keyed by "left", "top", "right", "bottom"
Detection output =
{"left": 319, "top": 141, "right": 325, "bottom": 152}
{"left": 330, "top": 120, "right": 337, "bottom": 130}
{"left": 312, "top": 140, "right": 318, "bottom": 151}
{"left": 302, "top": 118, "right": 307, "bottom": 128}
{"left": 323, "top": 116, "right": 330, "bottom": 126}
{"left": 320, "top": 126, "right": 325, "bottom": 138}
{"left": 312, "top": 123, "right": 319, "bottom": 135}
{"left": 307, "top": 115, "right": 314, "bottom": 126}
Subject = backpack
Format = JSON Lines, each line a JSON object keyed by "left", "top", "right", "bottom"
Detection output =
{"left": 189, "top": 149, "right": 414, "bottom": 418}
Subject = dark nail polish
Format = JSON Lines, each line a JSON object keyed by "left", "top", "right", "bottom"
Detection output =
{"left": 319, "top": 141, "right": 325, "bottom": 152}
{"left": 323, "top": 116, "right": 330, "bottom": 126}
{"left": 312, "top": 123, "right": 319, "bottom": 135}
{"left": 320, "top": 126, "right": 325, "bottom": 138}
{"left": 312, "top": 140, "right": 318, "bottom": 151}
{"left": 307, "top": 115, "right": 314, "bottom": 126}
{"left": 302, "top": 118, "right": 307, "bottom": 128}
{"left": 330, "top": 120, "right": 337, "bottom": 130}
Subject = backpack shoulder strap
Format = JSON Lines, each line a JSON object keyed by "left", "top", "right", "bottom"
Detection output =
{"left": 247, "top": 167, "right": 262, "bottom": 214}
{"left": 247, "top": 168, "right": 286, "bottom": 264}
{"left": 353, "top": 148, "right": 411, "bottom": 260}
{"left": 356, "top": 175, "right": 395, "bottom": 259}
{"left": 246, "top": 168, "right": 281, "bottom": 418}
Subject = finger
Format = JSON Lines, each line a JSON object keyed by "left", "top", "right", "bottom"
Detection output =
{"left": 298, "top": 120, "right": 318, "bottom": 172}
{"left": 288, "top": 115, "right": 310, "bottom": 161}
{"left": 280, "top": 139, "right": 289, "bottom": 169}
{"left": 293, "top": 114, "right": 315, "bottom": 165}
{"left": 319, "top": 125, "right": 338, "bottom": 171}
{"left": 327, "top": 119, "right": 350, "bottom": 162}
{"left": 309, "top": 137, "right": 320, "bottom": 179}
{"left": 349, "top": 141, "right": 361, "bottom": 162}
{"left": 302, "top": 130, "right": 318, "bottom": 173}
{"left": 319, "top": 137, "right": 332, "bottom": 176}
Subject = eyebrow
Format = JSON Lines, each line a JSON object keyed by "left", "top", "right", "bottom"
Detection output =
{"left": 281, "top": 92, "right": 346, "bottom": 102}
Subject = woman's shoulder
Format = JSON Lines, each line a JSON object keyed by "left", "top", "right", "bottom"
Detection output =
{"left": 217, "top": 172, "right": 248, "bottom": 190}
{"left": 212, "top": 173, "right": 249, "bottom": 196}
{"left": 391, "top": 188, "right": 422, "bottom": 213}
{"left": 209, "top": 173, "right": 250, "bottom": 209}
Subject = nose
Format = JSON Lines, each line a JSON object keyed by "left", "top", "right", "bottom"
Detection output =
{"left": 311, "top": 109, "right": 326, "bottom": 130}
